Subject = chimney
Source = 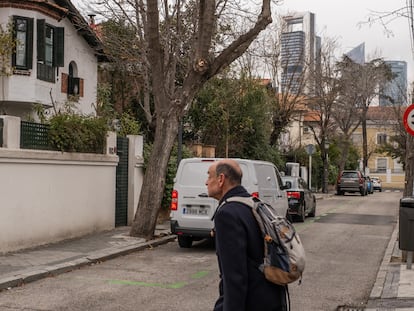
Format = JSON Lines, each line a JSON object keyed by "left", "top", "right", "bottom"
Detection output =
{"left": 88, "top": 13, "right": 96, "bottom": 28}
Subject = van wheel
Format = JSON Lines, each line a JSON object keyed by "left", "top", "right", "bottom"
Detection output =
{"left": 178, "top": 236, "right": 193, "bottom": 248}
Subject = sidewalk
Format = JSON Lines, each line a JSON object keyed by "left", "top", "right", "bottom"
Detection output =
{"left": 0, "top": 221, "right": 175, "bottom": 291}
{"left": 365, "top": 221, "right": 414, "bottom": 311}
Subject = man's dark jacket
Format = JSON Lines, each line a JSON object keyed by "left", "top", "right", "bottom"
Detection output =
{"left": 213, "top": 185, "right": 287, "bottom": 311}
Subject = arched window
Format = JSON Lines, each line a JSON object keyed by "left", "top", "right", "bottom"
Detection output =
{"left": 68, "top": 62, "right": 80, "bottom": 96}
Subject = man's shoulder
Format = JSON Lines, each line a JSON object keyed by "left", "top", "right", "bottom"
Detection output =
{"left": 219, "top": 194, "right": 252, "bottom": 215}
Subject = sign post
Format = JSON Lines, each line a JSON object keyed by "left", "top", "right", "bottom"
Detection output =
{"left": 305, "top": 144, "right": 315, "bottom": 191}
{"left": 403, "top": 104, "right": 414, "bottom": 137}
{"left": 402, "top": 104, "right": 414, "bottom": 268}
{"left": 403, "top": 104, "right": 414, "bottom": 196}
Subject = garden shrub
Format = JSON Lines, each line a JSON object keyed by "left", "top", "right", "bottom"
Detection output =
{"left": 48, "top": 113, "right": 108, "bottom": 153}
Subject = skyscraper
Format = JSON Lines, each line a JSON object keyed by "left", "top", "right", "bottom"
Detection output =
{"left": 280, "top": 12, "right": 320, "bottom": 95}
{"left": 345, "top": 43, "right": 365, "bottom": 64}
{"left": 379, "top": 61, "right": 408, "bottom": 106}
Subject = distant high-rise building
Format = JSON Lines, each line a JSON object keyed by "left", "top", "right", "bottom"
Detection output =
{"left": 345, "top": 43, "right": 365, "bottom": 64}
{"left": 379, "top": 61, "right": 407, "bottom": 106}
{"left": 280, "top": 12, "right": 320, "bottom": 95}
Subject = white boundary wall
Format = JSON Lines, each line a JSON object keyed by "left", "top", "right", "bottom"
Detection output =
{"left": 0, "top": 116, "right": 121, "bottom": 253}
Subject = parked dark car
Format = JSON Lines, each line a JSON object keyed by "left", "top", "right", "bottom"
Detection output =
{"left": 282, "top": 176, "right": 316, "bottom": 222}
{"left": 336, "top": 170, "right": 367, "bottom": 196}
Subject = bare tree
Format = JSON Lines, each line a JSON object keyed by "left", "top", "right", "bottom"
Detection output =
{"left": 88, "top": 0, "right": 275, "bottom": 239}
{"left": 356, "top": 4, "right": 413, "bottom": 194}
{"left": 334, "top": 56, "right": 363, "bottom": 172}
{"left": 306, "top": 37, "right": 341, "bottom": 192}
{"left": 347, "top": 58, "right": 392, "bottom": 172}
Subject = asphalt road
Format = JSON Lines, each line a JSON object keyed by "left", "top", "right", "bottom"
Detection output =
{"left": 289, "top": 190, "right": 399, "bottom": 310}
{"left": 0, "top": 191, "right": 400, "bottom": 311}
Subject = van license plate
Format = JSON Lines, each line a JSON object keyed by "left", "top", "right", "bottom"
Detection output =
{"left": 184, "top": 206, "right": 209, "bottom": 215}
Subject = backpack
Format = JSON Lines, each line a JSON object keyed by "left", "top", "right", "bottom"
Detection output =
{"left": 226, "top": 196, "right": 306, "bottom": 286}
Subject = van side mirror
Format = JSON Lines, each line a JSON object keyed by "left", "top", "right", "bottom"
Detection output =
{"left": 283, "top": 181, "right": 292, "bottom": 190}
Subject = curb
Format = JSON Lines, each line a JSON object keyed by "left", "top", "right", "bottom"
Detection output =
{"left": 369, "top": 221, "right": 399, "bottom": 299}
{"left": 0, "top": 234, "right": 176, "bottom": 291}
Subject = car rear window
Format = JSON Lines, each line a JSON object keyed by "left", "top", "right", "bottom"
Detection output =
{"left": 342, "top": 172, "right": 358, "bottom": 178}
{"left": 282, "top": 177, "right": 297, "bottom": 188}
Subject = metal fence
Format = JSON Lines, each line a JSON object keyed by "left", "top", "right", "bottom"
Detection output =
{"left": 20, "top": 121, "right": 55, "bottom": 150}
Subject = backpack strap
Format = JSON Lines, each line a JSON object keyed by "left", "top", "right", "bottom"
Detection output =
{"left": 225, "top": 196, "right": 271, "bottom": 269}
{"left": 211, "top": 196, "right": 257, "bottom": 220}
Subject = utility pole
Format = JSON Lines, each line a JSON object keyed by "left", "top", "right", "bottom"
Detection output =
{"left": 404, "top": 128, "right": 414, "bottom": 197}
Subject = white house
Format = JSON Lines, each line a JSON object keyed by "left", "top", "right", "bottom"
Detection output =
{"left": 0, "top": 0, "right": 103, "bottom": 118}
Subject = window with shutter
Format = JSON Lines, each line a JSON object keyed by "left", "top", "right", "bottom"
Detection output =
{"left": 37, "top": 21, "right": 64, "bottom": 82}
{"left": 377, "top": 158, "right": 387, "bottom": 173}
{"left": 12, "top": 16, "right": 33, "bottom": 70}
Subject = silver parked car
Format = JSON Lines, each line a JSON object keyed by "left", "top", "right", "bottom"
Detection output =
{"left": 371, "top": 176, "right": 382, "bottom": 192}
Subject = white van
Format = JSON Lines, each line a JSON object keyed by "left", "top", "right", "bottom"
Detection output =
{"left": 170, "top": 158, "right": 288, "bottom": 248}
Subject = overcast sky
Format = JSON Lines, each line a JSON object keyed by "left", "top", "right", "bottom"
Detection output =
{"left": 277, "top": 0, "right": 413, "bottom": 82}
{"left": 72, "top": 0, "right": 413, "bottom": 82}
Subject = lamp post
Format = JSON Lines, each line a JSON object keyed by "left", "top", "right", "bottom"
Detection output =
{"left": 305, "top": 144, "right": 315, "bottom": 191}
{"left": 323, "top": 139, "right": 330, "bottom": 193}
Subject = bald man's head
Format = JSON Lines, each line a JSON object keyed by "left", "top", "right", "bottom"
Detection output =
{"left": 206, "top": 159, "right": 243, "bottom": 200}
{"left": 215, "top": 159, "right": 242, "bottom": 186}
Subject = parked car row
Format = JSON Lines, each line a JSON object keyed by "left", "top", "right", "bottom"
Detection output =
{"left": 169, "top": 158, "right": 316, "bottom": 248}
{"left": 336, "top": 170, "right": 382, "bottom": 196}
{"left": 169, "top": 158, "right": 289, "bottom": 248}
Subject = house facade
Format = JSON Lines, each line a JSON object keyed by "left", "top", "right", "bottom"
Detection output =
{"left": 0, "top": 0, "right": 102, "bottom": 118}
{"left": 351, "top": 106, "right": 405, "bottom": 188}
{"left": 284, "top": 102, "right": 405, "bottom": 189}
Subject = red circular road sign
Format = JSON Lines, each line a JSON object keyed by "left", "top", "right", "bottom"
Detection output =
{"left": 404, "top": 104, "right": 414, "bottom": 137}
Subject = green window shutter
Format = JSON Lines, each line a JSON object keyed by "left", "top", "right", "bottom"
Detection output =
{"left": 11, "top": 16, "right": 17, "bottom": 67}
{"left": 26, "top": 18, "right": 34, "bottom": 69}
{"left": 37, "top": 19, "right": 45, "bottom": 62}
{"left": 54, "top": 27, "right": 64, "bottom": 67}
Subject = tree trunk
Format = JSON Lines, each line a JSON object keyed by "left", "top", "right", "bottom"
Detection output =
{"left": 130, "top": 110, "right": 179, "bottom": 239}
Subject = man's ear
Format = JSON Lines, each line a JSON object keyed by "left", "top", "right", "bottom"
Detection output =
{"left": 218, "top": 173, "right": 225, "bottom": 187}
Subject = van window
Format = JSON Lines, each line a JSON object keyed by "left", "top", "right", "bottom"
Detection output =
{"left": 254, "top": 164, "right": 277, "bottom": 188}
{"left": 179, "top": 162, "right": 249, "bottom": 186}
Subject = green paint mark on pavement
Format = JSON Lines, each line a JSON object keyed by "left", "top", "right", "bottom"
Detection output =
{"left": 109, "top": 279, "right": 187, "bottom": 289}
{"left": 109, "top": 270, "right": 209, "bottom": 289}
{"left": 191, "top": 271, "right": 209, "bottom": 279}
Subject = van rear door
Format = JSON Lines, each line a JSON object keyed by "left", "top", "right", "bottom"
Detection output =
{"left": 171, "top": 160, "right": 217, "bottom": 231}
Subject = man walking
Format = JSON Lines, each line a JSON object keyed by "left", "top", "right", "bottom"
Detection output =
{"left": 206, "top": 159, "right": 287, "bottom": 311}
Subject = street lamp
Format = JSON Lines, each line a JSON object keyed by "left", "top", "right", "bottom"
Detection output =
{"left": 323, "top": 139, "right": 330, "bottom": 193}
